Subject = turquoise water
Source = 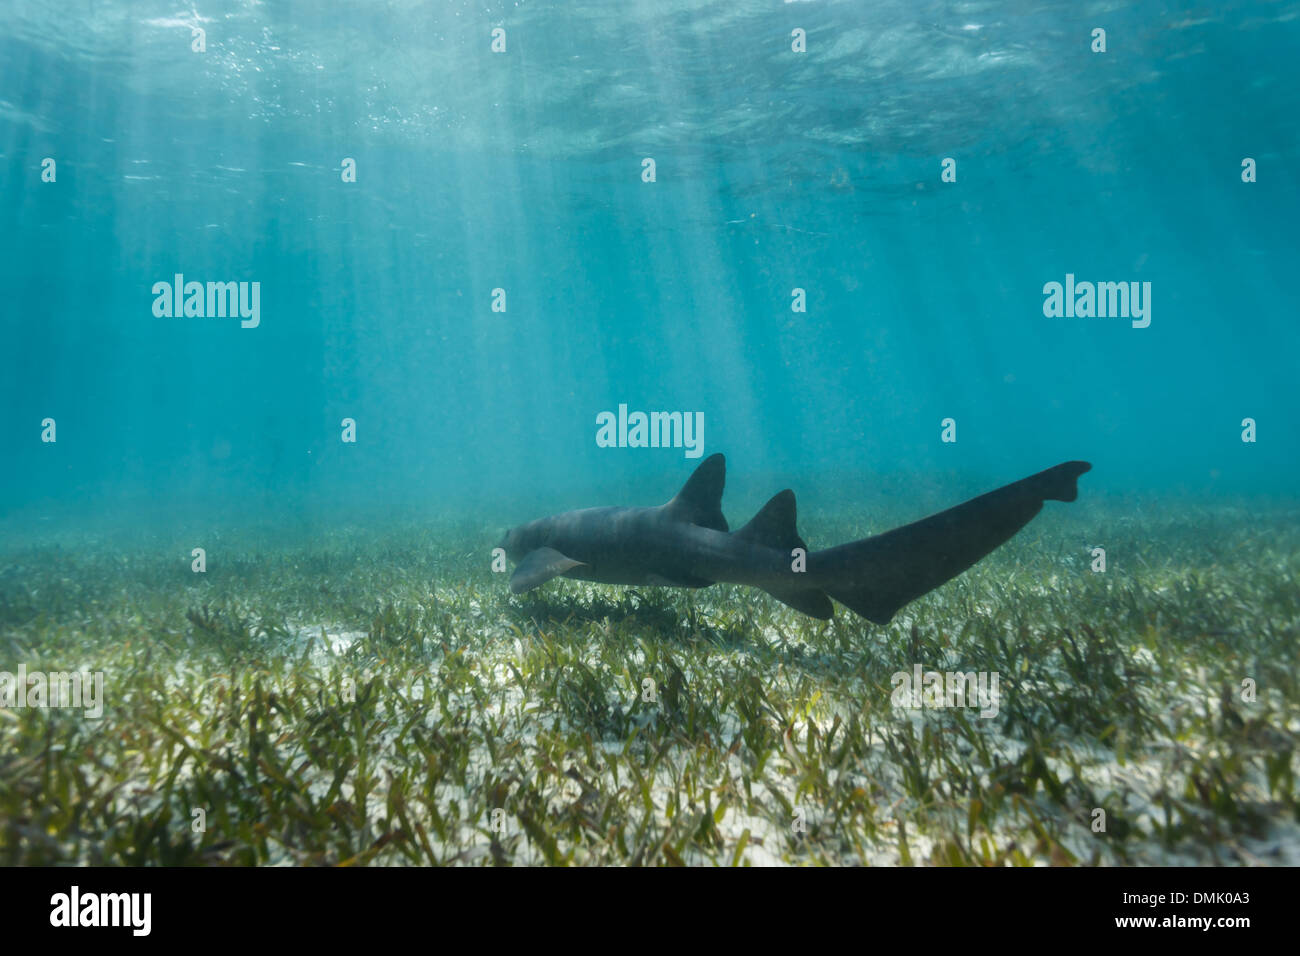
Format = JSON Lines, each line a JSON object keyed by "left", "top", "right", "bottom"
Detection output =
{"left": 2, "top": 1, "right": 1297, "bottom": 528}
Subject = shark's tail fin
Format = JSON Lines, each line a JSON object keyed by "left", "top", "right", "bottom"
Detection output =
{"left": 812, "top": 461, "right": 1092, "bottom": 625}
{"left": 1025, "top": 459, "right": 1091, "bottom": 502}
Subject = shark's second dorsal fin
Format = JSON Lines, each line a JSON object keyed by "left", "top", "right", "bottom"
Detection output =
{"left": 735, "top": 489, "right": 809, "bottom": 552}
{"left": 663, "top": 453, "right": 728, "bottom": 532}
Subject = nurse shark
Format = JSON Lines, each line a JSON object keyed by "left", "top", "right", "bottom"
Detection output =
{"left": 499, "top": 454, "right": 1091, "bottom": 624}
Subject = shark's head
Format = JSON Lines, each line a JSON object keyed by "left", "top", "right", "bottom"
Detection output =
{"left": 498, "top": 524, "right": 536, "bottom": 563}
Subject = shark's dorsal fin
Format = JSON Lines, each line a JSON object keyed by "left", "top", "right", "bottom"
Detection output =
{"left": 737, "top": 490, "right": 829, "bottom": 618}
{"left": 735, "top": 489, "right": 809, "bottom": 552}
{"left": 663, "top": 453, "right": 728, "bottom": 532}
{"left": 509, "top": 547, "right": 586, "bottom": 594}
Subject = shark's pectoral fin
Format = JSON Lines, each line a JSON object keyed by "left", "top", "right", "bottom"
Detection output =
{"left": 509, "top": 548, "right": 587, "bottom": 594}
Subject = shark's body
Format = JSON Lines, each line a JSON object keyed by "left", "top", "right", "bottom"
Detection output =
{"left": 500, "top": 454, "right": 1091, "bottom": 624}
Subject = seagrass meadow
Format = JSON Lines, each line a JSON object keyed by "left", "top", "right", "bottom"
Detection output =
{"left": 2, "top": 499, "right": 1296, "bottom": 866}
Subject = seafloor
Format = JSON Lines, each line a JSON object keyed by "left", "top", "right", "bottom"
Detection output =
{"left": 1, "top": 501, "right": 1297, "bottom": 865}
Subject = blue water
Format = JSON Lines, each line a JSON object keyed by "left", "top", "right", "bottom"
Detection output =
{"left": 2, "top": 1, "right": 1297, "bottom": 531}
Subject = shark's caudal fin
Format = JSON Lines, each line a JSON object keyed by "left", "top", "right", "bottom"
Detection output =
{"left": 662, "top": 452, "right": 729, "bottom": 532}
{"left": 813, "top": 461, "right": 1092, "bottom": 625}
{"left": 737, "top": 489, "right": 835, "bottom": 620}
